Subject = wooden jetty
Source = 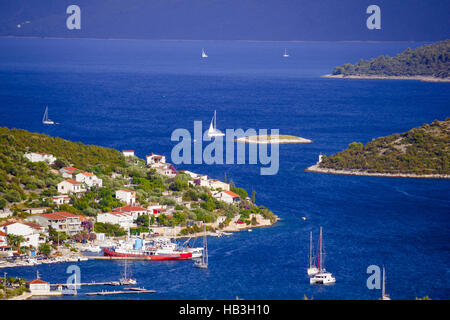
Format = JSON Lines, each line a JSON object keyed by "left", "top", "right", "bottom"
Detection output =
{"left": 50, "top": 281, "right": 119, "bottom": 287}
{"left": 85, "top": 288, "right": 156, "bottom": 296}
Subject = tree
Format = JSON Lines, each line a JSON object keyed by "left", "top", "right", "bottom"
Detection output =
{"left": 38, "top": 243, "right": 51, "bottom": 256}
{"left": 251, "top": 190, "right": 256, "bottom": 204}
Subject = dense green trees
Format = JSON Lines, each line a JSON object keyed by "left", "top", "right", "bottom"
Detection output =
{"left": 332, "top": 40, "right": 450, "bottom": 78}
{"left": 319, "top": 119, "right": 450, "bottom": 175}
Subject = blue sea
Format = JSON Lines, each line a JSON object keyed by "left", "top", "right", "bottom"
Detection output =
{"left": 0, "top": 38, "right": 449, "bottom": 300}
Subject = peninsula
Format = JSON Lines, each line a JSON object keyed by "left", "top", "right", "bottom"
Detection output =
{"left": 236, "top": 134, "right": 312, "bottom": 144}
{"left": 323, "top": 40, "right": 450, "bottom": 83}
{"left": 306, "top": 119, "right": 450, "bottom": 179}
{"left": 0, "top": 126, "right": 278, "bottom": 267}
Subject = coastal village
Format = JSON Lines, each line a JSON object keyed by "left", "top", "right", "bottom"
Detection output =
{"left": 0, "top": 146, "right": 277, "bottom": 299}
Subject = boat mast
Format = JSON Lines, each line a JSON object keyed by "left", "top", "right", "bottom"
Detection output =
{"left": 382, "top": 266, "right": 386, "bottom": 297}
{"left": 318, "top": 227, "right": 323, "bottom": 271}
{"left": 309, "top": 231, "right": 313, "bottom": 268}
{"left": 204, "top": 225, "right": 208, "bottom": 266}
{"left": 214, "top": 110, "right": 216, "bottom": 130}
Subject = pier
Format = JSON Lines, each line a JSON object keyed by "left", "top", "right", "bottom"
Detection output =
{"left": 50, "top": 281, "right": 120, "bottom": 287}
{"left": 85, "top": 288, "right": 156, "bottom": 296}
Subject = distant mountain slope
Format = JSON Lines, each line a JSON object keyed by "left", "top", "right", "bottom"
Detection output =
{"left": 0, "top": 0, "right": 449, "bottom": 41}
{"left": 330, "top": 40, "right": 450, "bottom": 79}
{"left": 316, "top": 118, "right": 450, "bottom": 176}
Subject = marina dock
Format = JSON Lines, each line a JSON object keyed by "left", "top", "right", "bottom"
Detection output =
{"left": 85, "top": 288, "right": 156, "bottom": 296}
{"left": 50, "top": 281, "right": 120, "bottom": 287}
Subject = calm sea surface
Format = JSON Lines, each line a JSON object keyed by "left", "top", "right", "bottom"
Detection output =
{"left": 0, "top": 39, "right": 449, "bottom": 300}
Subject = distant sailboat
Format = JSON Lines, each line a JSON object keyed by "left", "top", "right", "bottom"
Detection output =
{"left": 207, "top": 110, "right": 225, "bottom": 137}
{"left": 379, "top": 266, "right": 391, "bottom": 300}
{"left": 42, "top": 106, "right": 54, "bottom": 125}
{"left": 201, "top": 48, "right": 208, "bottom": 58}
{"left": 194, "top": 226, "right": 208, "bottom": 269}
{"left": 307, "top": 231, "right": 319, "bottom": 276}
{"left": 283, "top": 48, "right": 289, "bottom": 58}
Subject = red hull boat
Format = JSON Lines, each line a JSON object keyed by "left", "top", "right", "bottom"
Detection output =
{"left": 103, "top": 248, "right": 192, "bottom": 260}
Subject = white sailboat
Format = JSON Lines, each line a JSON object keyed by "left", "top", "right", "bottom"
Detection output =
{"left": 207, "top": 110, "right": 225, "bottom": 137}
{"left": 119, "top": 259, "right": 137, "bottom": 285}
{"left": 283, "top": 48, "right": 289, "bottom": 58}
{"left": 42, "top": 106, "right": 54, "bottom": 125}
{"left": 310, "top": 227, "right": 336, "bottom": 285}
{"left": 307, "top": 231, "right": 319, "bottom": 276}
{"left": 201, "top": 48, "right": 208, "bottom": 58}
{"left": 380, "top": 266, "right": 391, "bottom": 300}
{"left": 194, "top": 226, "right": 208, "bottom": 269}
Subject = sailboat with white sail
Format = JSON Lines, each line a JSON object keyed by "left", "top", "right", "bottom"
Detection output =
{"left": 42, "top": 106, "right": 54, "bottom": 125}
{"left": 201, "top": 48, "right": 208, "bottom": 58}
{"left": 310, "top": 227, "right": 336, "bottom": 285}
{"left": 307, "top": 231, "right": 319, "bottom": 276}
{"left": 119, "top": 259, "right": 137, "bottom": 285}
{"left": 194, "top": 226, "right": 208, "bottom": 269}
{"left": 207, "top": 110, "right": 225, "bottom": 137}
{"left": 379, "top": 266, "right": 391, "bottom": 300}
{"left": 283, "top": 48, "right": 289, "bottom": 58}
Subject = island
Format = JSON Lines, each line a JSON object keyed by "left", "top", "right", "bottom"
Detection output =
{"left": 323, "top": 39, "right": 450, "bottom": 83}
{"left": 306, "top": 118, "right": 450, "bottom": 179}
{"left": 0, "top": 126, "right": 278, "bottom": 267}
{"left": 236, "top": 134, "right": 312, "bottom": 144}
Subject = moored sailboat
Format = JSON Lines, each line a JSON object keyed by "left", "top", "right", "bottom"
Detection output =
{"left": 283, "top": 48, "right": 289, "bottom": 57}
{"left": 194, "top": 226, "right": 208, "bottom": 269}
{"left": 307, "top": 231, "right": 319, "bottom": 276}
{"left": 310, "top": 227, "right": 336, "bottom": 285}
{"left": 202, "top": 48, "right": 208, "bottom": 58}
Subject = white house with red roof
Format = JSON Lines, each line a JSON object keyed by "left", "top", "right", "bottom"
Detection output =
{"left": 122, "top": 150, "right": 135, "bottom": 157}
{"left": 96, "top": 211, "right": 135, "bottom": 230}
{"left": 57, "top": 179, "right": 86, "bottom": 195}
{"left": 146, "top": 153, "right": 166, "bottom": 165}
{"left": 115, "top": 189, "right": 136, "bottom": 205}
{"left": 52, "top": 195, "right": 71, "bottom": 205}
{"left": 75, "top": 171, "right": 103, "bottom": 188}
{"left": 213, "top": 190, "right": 241, "bottom": 204}
{"left": 0, "top": 230, "right": 9, "bottom": 254}
{"left": 27, "top": 277, "right": 51, "bottom": 294}
{"left": 151, "top": 163, "right": 178, "bottom": 178}
{"left": 59, "top": 167, "right": 81, "bottom": 178}
{"left": 207, "top": 179, "right": 230, "bottom": 191}
{"left": 113, "top": 205, "right": 148, "bottom": 219}
{"left": 27, "top": 212, "right": 84, "bottom": 236}
{"left": 0, "top": 221, "right": 43, "bottom": 248}
{"left": 24, "top": 152, "right": 56, "bottom": 165}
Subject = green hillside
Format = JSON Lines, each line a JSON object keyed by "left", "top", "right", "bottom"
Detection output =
{"left": 319, "top": 119, "right": 450, "bottom": 175}
{"left": 331, "top": 40, "right": 450, "bottom": 79}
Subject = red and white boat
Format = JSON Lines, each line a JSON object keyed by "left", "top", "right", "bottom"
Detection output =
{"left": 103, "top": 248, "right": 192, "bottom": 260}
{"left": 103, "top": 237, "right": 195, "bottom": 261}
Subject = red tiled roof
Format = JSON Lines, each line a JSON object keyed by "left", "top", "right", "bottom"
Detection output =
{"left": 81, "top": 172, "right": 95, "bottom": 176}
{"left": 62, "top": 167, "right": 79, "bottom": 172}
{"left": 52, "top": 211, "right": 79, "bottom": 218}
{"left": 40, "top": 213, "right": 67, "bottom": 220}
{"left": 113, "top": 205, "right": 147, "bottom": 212}
{"left": 22, "top": 222, "right": 42, "bottom": 230}
{"left": 65, "top": 179, "right": 81, "bottom": 185}
{"left": 122, "top": 150, "right": 134, "bottom": 152}
{"left": 223, "top": 190, "right": 241, "bottom": 198}
{"left": 0, "top": 230, "right": 7, "bottom": 236}
{"left": 118, "top": 189, "right": 134, "bottom": 193}
{"left": 28, "top": 279, "right": 48, "bottom": 284}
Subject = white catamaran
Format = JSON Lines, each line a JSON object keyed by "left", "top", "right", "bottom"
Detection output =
{"left": 307, "top": 231, "right": 319, "bottom": 276}
{"left": 201, "top": 48, "right": 208, "bottom": 58}
{"left": 310, "top": 227, "right": 336, "bottom": 285}
{"left": 207, "top": 110, "right": 225, "bottom": 137}
{"left": 194, "top": 226, "right": 208, "bottom": 269}
{"left": 42, "top": 106, "right": 54, "bottom": 125}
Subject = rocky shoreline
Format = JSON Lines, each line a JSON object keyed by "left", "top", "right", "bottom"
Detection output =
{"left": 305, "top": 164, "right": 450, "bottom": 179}
{"left": 322, "top": 74, "right": 450, "bottom": 83}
